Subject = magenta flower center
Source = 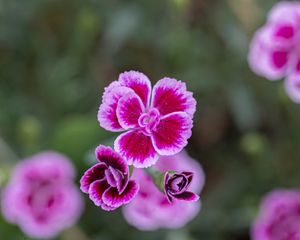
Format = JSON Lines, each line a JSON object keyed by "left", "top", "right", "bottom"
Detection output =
{"left": 138, "top": 108, "right": 160, "bottom": 134}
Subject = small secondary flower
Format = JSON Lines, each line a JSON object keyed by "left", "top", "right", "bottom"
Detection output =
{"left": 80, "top": 145, "right": 139, "bottom": 211}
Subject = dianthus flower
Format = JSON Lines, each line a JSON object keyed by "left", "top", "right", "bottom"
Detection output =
{"left": 1, "top": 152, "right": 83, "bottom": 239}
{"left": 252, "top": 189, "right": 300, "bottom": 240}
{"left": 248, "top": 1, "right": 300, "bottom": 103}
{"left": 98, "top": 70, "right": 196, "bottom": 168}
{"left": 80, "top": 145, "right": 139, "bottom": 211}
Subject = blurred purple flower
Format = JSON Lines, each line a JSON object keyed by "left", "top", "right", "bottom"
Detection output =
{"left": 248, "top": 1, "right": 300, "bottom": 102}
{"left": 252, "top": 189, "right": 300, "bottom": 240}
{"left": 122, "top": 151, "right": 205, "bottom": 230}
{"left": 98, "top": 70, "right": 196, "bottom": 168}
{"left": 1, "top": 152, "right": 83, "bottom": 239}
{"left": 80, "top": 145, "right": 139, "bottom": 211}
{"left": 164, "top": 171, "right": 199, "bottom": 203}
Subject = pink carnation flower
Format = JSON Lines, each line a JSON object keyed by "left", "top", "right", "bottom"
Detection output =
{"left": 1, "top": 152, "right": 83, "bottom": 239}
{"left": 252, "top": 189, "right": 300, "bottom": 240}
{"left": 248, "top": 1, "right": 300, "bottom": 102}
{"left": 249, "top": 1, "right": 300, "bottom": 80}
{"left": 80, "top": 145, "right": 139, "bottom": 211}
{"left": 98, "top": 70, "right": 196, "bottom": 168}
{"left": 122, "top": 151, "right": 205, "bottom": 230}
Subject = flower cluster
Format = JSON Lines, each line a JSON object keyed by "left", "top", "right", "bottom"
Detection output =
{"left": 80, "top": 70, "right": 202, "bottom": 228}
{"left": 252, "top": 189, "right": 300, "bottom": 240}
{"left": 1, "top": 152, "right": 83, "bottom": 239}
{"left": 248, "top": 1, "right": 300, "bottom": 103}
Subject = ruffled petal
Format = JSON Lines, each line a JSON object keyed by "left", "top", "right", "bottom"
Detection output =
{"left": 116, "top": 92, "right": 145, "bottom": 130}
{"left": 102, "top": 180, "right": 139, "bottom": 208}
{"left": 118, "top": 70, "right": 151, "bottom": 107}
{"left": 89, "top": 179, "right": 110, "bottom": 206}
{"left": 101, "top": 203, "right": 117, "bottom": 211}
{"left": 102, "top": 81, "right": 121, "bottom": 102}
{"left": 95, "top": 145, "right": 128, "bottom": 173}
{"left": 174, "top": 192, "right": 199, "bottom": 202}
{"left": 114, "top": 130, "right": 158, "bottom": 168}
{"left": 151, "top": 78, "right": 196, "bottom": 118}
{"left": 98, "top": 86, "right": 133, "bottom": 132}
{"left": 151, "top": 112, "right": 192, "bottom": 156}
{"left": 80, "top": 163, "right": 107, "bottom": 193}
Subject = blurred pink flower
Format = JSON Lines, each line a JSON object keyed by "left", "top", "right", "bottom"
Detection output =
{"left": 1, "top": 152, "right": 83, "bottom": 239}
{"left": 122, "top": 151, "right": 205, "bottom": 230}
{"left": 252, "top": 189, "right": 300, "bottom": 240}
{"left": 249, "top": 1, "right": 300, "bottom": 80}
{"left": 98, "top": 70, "right": 196, "bottom": 168}
{"left": 248, "top": 1, "right": 300, "bottom": 102}
{"left": 80, "top": 145, "right": 139, "bottom": 211}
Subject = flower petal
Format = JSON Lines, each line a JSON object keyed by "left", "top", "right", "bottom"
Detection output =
{"left": 116, "top": 92, "right": 145, "bottom": 130}
{"left": 151, "top": 112, "right": 192, "bottom": 156}
{"left": 95, "top": 145, "right": 128, "bottom": 173}
{"left": 151, "top": 78, "right": 196, "bottom": 118}
{"left": 102, "top": 180, "right": 139, "bottom": 208}
{"left": 98, "top": 86, "right": 133, "bottom": 132}
{"left": 268, "top": 1, "right": 300, "bottom": 26}
{"left": 114, "top": 130, "right": 158, "bottom": 168}
{"left": 118, "top": 71, "right": 151, "bottom": 107}
{"left": 89, "top": 179, "right": 110, "bottom": 206}
{"left": 80, "top": 163, "right": 107, "bottom": 193}
{"left": 109, "top": 167, "right": 128, "bottom": 194}
{"left": 182, "top": 172, "right": 193, "bottom": 186}
{"left": 174, "top": 192, "right": 199, "bottom": 202}
{"left": 101, "top": 203, "right": 117, "bottom": 211}
{"left": 102, "top": 81, "right": 121, "bottom": 103}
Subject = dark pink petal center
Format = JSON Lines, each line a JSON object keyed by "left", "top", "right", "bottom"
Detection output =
{"left": 275, "top": 25, "right": 295, "bottom": 39}
{"left": 272, "top": 51, "right": 288, "bottom": 69}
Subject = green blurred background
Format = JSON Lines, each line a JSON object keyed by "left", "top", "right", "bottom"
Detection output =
{"left": 1, "top": 0, "right": 300, "bottom": 239}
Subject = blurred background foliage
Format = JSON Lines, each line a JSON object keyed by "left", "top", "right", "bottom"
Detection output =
{"left": 0, "top": 0, "right": 300, "bottom": 239}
